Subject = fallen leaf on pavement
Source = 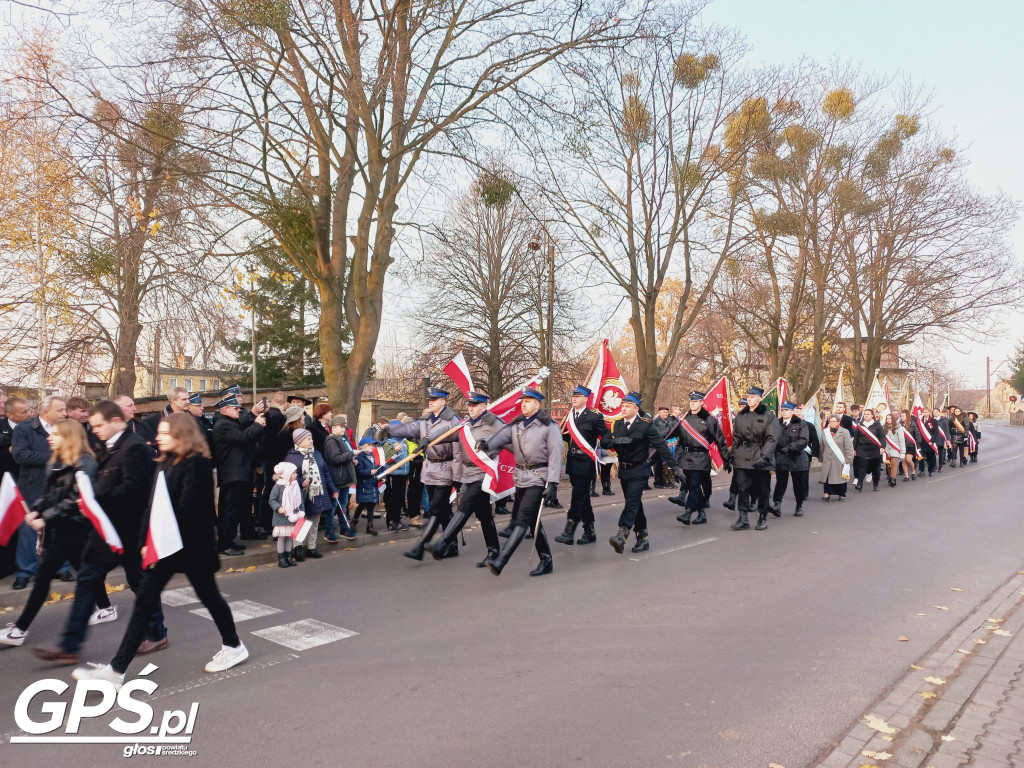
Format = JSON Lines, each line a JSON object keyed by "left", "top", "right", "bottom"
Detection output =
{"left": 924, "top": 676, "right": 946, "bottom": 685}
{"left": 950, "top": 587, "right": 964, "bottom": 592}
{"left": 343, "top": 547, "right": 356, "bottom": 551}
{"left": 861, "top": 749, "right": 892, "bottom": 760}
{"left": 986, "top": 618, "right": 1004, "bottom": 623}
{"left": 243, "top": 565, "right": 257, "bottom": 572}
{"left": 940, "top": 734, "right": 955, "bottom": 742}
{"left": 864, "top": 714, "right": 897, "bottom": 734}
{"left": 956, "top": 648, "right": 972, "bottom": 655}
{"left": 917, "top": 613, "right": 927, "bottom": 616}
{"left": 934, "top": 605, "right": 949, "bottom": 611}
{"left": 993, "top": 629, "right": 1012, "bottom": 637}
{"left": 974, "top": 639, "right": 986, "bottom": 644}
{"left": 718, "top": 729, "right": 741, "bottom": 740}
{"left": 919, "top": 691, "right": 937, "bottom": 699}
{"left": 768, "top": 764, "right": 785, "bottom": 768}
{"left": 898, "top": 636, "right": 909, "bottom": 642}
{"left": 881, "top": 736, "right": 893, "bottom": 742}
{"left": 108, "top": 584, "right": 127, "bottom": 592}
{"left": 910, "top": 664, "right": 924, "bottom": 670}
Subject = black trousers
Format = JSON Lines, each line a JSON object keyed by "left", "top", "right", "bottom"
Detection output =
{"left": 450, "top": 480, "right": 499, "bottom": 550}
{"left": 406, "top": 462, "right": 424, "bottom": 518}
{"left": 567, "top": 467, "right": 596, "bottom": 523}
{"left": 617, "top": 474, "right": 648, "bottom": 532}
{"left": 111, "top": 563, "right": 238, "bottom": 674}
{"left": 735, "top": 468, "right": 771, "bottom": 515}
{"left": 425, "top": 484, "right": 452, "bottom": 528}
{"left": 651, "top": 452, "right": 666, "bottom": 485}
{"left": 773, "top": 470, "right": 808, "bottom": 504}
{"left": 684, "top": 469, "right": 710, "bottom": 511}
{"left": 384, "top": 475, "right": 408, "bottom": 525}
{"left": 509, "top": 486, "right": 551, "bottom": 557}
{"left": 217, "top": 481, "right": 250, "bottom": 548}
{"left": 918, "top": 449, "right": 936, "bottom": 474}
{"left": 600, "top": 462, "right": 613, "bottom": 487}
{"left": 853, "top": 456, "right": 881, "bottom": 487}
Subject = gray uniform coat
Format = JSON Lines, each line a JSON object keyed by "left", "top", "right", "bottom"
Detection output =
{"left": 387, "top": 407, "right": 463, "bottom": 486}
{"left": 487, "top": 411, "right": 563, "bottom": 487}
{"left": 435, "top": 411, "right": 506, "bottom": 485}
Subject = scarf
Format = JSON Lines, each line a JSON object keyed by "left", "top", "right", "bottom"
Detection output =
{"left": 299, "top": 447, "right": 325, "bottom": 500}
{"left": 277, "top": 478, "right": 303, "bottom": 516}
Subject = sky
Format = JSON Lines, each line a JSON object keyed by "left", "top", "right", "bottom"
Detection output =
{"left": 698, "top": 0, "right": 1024, "bottom": 386}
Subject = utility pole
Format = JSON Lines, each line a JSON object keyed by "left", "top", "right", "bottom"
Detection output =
{"left": 986, "top": 356, "right": 991, "bottom": 419}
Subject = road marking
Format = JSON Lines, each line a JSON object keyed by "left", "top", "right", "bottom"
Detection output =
{"left": 252, "top": 619, "right": 358, "bottom": 651}
{"left": 162, "top": 587, "right": 205, "bottom": 606}
{"left": 650, "top": 537, "right": 718, "bottom": 558}
{"left": 190, "top": 599, "right": 281, "bottom": 622}
{"left": 927, "top": 452, "right": 1024, "bottom": 483}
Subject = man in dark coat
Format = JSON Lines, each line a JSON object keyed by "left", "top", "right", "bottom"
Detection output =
{"left": 0, "top": 396, "right": 30, "bottom": 579}
{"left": 600, "top": 392, "right": 682, "bottom": 554}
{"left": 11, "top": 396, "right": 67, "bottom": 588}
{"left": 772, "top": 402, "right": 810, "bottom": 517}
{"left": 650, "top": 406, "right": 678, "bottom": 488}
{"left": 112, "top": 395, "right": 156, "bottom": 445}
{"left": 555, "top": 384, "right": 609, "bottom": 546}
{"left": 730, "top": 386, "right": 778, "bottom": 531}
{"left": 932, "top": 408, "right": 950, "bottom": 471}
{"left": 670, "top": 390, "right": 730, "bottom": 526}
{"left": 32, "top": 400, "right": 168, "bottom": 663}
{"left": 210, "top": 394, "right": 266, "bottom": 554}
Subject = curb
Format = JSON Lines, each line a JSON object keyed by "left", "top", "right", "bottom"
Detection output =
{"left": 811, "top": 566, "right": 1024, "bottom": 767}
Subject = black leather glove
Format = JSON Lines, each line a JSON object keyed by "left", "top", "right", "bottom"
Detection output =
{"left": 452, "top": 481, "right": 461, "bottom": 492}
{"left": 612, "top": 436, "right": 633, "bottom": 447}
{"left": 723, "top": 456, "right": 733, "bottom": 473}
{"left": 475, "top": 439, "right": 489, "bottom": 452}
{"left": 544, "top": 481, "right": 559, "bottom": 506}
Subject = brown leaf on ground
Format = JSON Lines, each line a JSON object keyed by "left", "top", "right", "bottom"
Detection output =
{"left": 986, "top": 618, "right": 1005, "bottom": 623}
{"left": 898, "top": 636, "right": 909, "bottom": 642}
{"left": 924, "top": 676, "right": 946, "bottom": 685}
{"left": 861, "top": 749, "right": 893, "bottom": 760}
{"left": 956, "top": 648, "right": 972, "bottom": 655}
{"left": 910, "top": 664, "right": 924, "bottom": 670}
{"left": 974, "top": 639, "right": 986, "bottom": 644}
{"left": 919, "top": 691, "right": 937, "bottom": 699}
{"left": 993, "top": 629, "right": 1013, "bottom": 637}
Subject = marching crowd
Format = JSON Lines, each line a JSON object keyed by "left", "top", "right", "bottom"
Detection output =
{"left": 0, "top": 381, "right": 982, "bottom": 686}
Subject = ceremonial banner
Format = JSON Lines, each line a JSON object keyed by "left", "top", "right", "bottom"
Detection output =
{"left": 703, "top": 375, "right": 733, "bottom": 449}
{"left": 77, "top": 472, "right": 124, "bottom": 555}
{"left": 834, "top": 364, "right": 847, "bottom": 407}
{"left": 443, "top": 352, "right": 475, "bottom": 397}
{"left": 912, "top": 394, "right": 937, "bottom": 452}
{"left": 585, "top": 339, "right": 629, "bottom": 423}
{"left": 0, "top": 473, "right": 26, "bottom": 547}
{"left": 761, "top": 379, "right": 784, "bottom": 415}
{"left": 804, "top": 393, "right": 821, "bottom": 455}
{"left": 143, "top": 471, "right": 183, "bottom": 568}
{"left": 866, "top": 374, "right": 887, "bottom": 417}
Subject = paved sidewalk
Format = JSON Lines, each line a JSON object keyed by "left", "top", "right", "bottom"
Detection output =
{"left": 813, "top": 567, "right": 1024, "bottom": 768}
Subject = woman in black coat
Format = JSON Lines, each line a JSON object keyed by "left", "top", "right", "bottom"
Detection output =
{"left": 851, "top": 407, "right": 886, "bottom": 492}
{"left": 72, "top": 413, "right": 247, "bottom": 686}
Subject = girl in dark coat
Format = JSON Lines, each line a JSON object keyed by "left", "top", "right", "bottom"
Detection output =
{"left": 0, "top": 420, "right": 105, "bottom": 648}
{"left": 352, "top": 437, "right": 383, "bottom": 536}
{"left": 72, "top": 413, "right": 246, "bottom": 687}
{"left": 851, "top": 407, "right": 886, "bottom": 492}
{"left": 284, "top": 428, "right": 338, "bottom": 560}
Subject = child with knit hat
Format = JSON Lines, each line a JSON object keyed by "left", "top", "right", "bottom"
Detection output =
{"left": 269, "top": 462, "right": 304, "bottom": 567}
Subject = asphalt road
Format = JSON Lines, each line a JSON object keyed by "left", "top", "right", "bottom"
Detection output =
{"left": 2, "top": 423, "right": 1022, "bottom": 768}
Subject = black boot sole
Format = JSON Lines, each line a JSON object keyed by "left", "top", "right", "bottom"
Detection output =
{"left": 608, "top": 537, "right": 626, "bottom": 554}
{"left": 403, "top": 549, "right": 424, "bottom": 561}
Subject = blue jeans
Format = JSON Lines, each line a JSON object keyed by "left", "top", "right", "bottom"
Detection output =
{"left": 323, "top": 490, "right": 353, "bottom": 537}
{"left": 15, "top": 519, "right": 38, "bottom": 579}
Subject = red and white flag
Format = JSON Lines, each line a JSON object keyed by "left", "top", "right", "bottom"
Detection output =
{"left": 443, "top": 352, "right": 475, "bottom": 397}
{"left": 703, "top": 375, "right": 734, "bottom": 448}
{"left": 911, "top": 394, "right": 937, "bottom": 452}
{"left": 0, "top": 473, "right": 26, "bottom": 547}
{"left": 76, "top": 472, "right": 124, "bottom": 555}
{"left": 585, "top": 339, "right": 628, "bottom": 423}
{"left": 291, "top": 516, "right": 313, "bottom": 543}
{"left": 458, "top": 423, "right": 501, "bottom": 496}
{"left": 371, "top": 446, "right": 387, "bottom": 494}
{"left": 143, "top": 471, "right": 183, "bottom": 568}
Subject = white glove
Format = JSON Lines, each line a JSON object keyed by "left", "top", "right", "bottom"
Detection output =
{"left": 287, "top": 513, "right": 298, "bottom": 523}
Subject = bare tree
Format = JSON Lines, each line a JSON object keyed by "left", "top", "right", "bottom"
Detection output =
{"left": 531, "top": 8, "right": 750, "bottom": 404}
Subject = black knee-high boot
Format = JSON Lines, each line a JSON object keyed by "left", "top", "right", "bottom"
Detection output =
{"left": 530, "top": 523, "right": 553, "bottom": 576}
{"left": 428, "top": 510, "right": 470, "bottom": 560}
{"left": 404, "top": 515, "right": 442, "bottom": 561}
{"left": 486, "top": 524, "right": 528, "bottom": 576}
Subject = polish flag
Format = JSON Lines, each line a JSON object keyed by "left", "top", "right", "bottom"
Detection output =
{"left": 584, "top": 339, "right": 628, "bottom": 423}
{"left": 77, "top": 472, "right": 124, "bottom": 555}
{"left": 703, "top": 375, "right": 734, "bottom": 448}
{"left": 443, "top": 352, "right": 475, "bottom": 397}
{"left": 291, "top": 516, "right": 312, "bottom": 544}
{"left": 142, "top": 471, "right": 183, "bottom": 568}
{"left": 371, "top": 446, "right": 387, "bottom": 494}
{"left": 0, "top": 473, "right": 27, "bottom": 547}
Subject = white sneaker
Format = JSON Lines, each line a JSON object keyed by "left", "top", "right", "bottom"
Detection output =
{"left": 204, "top": 642, "right": 249, "bottom": 673}
{"left": 88, "top": 606, "right": 118, "bottom": 625}
{"left": 0, "top": 623, "right": 27, "bottom": 646}
{"left": 71, "top": 663, "right": 124, "bottom": 689}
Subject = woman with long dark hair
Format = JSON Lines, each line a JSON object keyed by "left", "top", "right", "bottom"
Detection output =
{"left": 72, "top": 413, "right": 247, "bottom": 686}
